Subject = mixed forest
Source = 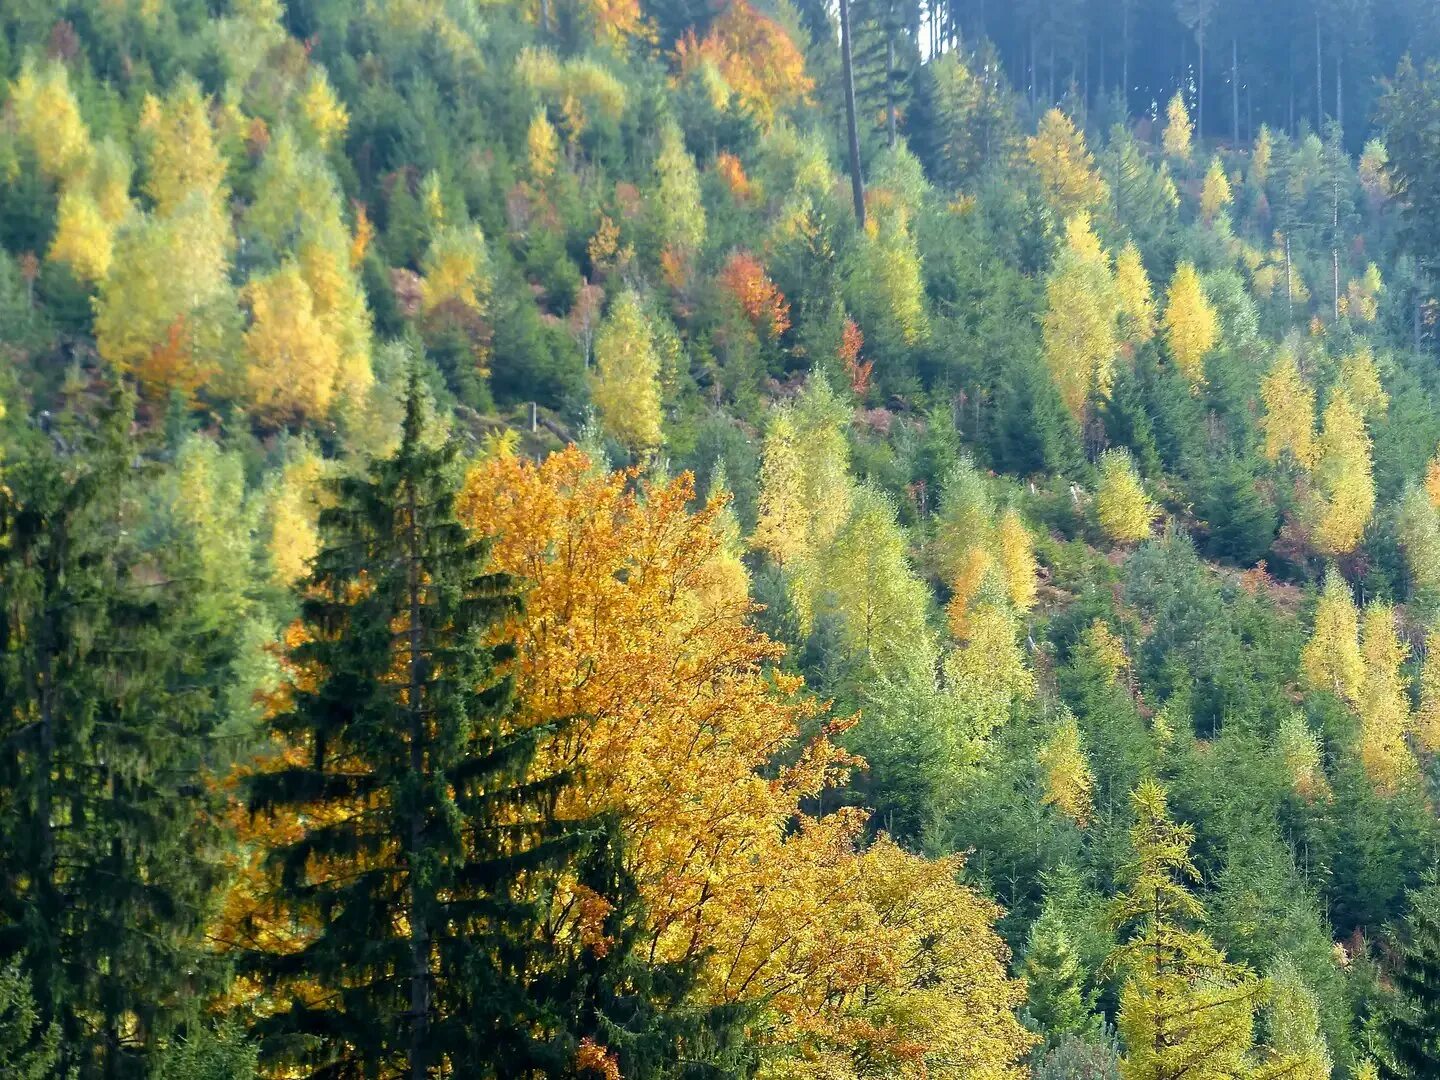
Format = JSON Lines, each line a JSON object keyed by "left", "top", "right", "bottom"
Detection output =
{"left": 13, "top": 0, "right": 1440, "bottom": 1077}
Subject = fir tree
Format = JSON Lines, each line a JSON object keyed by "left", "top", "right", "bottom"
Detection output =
{"left": 0, "top": 389, "right": 223, "bottom": 1078}
{"left": 1380, "top": 881, "right": 1440, "bottom": 1078}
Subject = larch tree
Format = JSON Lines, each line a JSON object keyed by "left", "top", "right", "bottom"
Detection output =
{"left": 591, "top": 288, "right": 664, "bottom": 454}
{"left": 6, "top": 57, "right": 92, "bottom": 183}
{"left": 1042, "top": 213, "right": 1121, "bottom": 419}
{"left": 1163, "top": 262, "right": 1218, "bottom": 386}
{"left": 751, "top": 405, "right": 807, "bottom": 568}
{"left": 1338, "top": 342, "right": 1389, "bottom": 419}
{"left": 651, "top": 120, "right": 705, "bottom": 264}
{"left": 46, "top": 187, "right": 113, "bottom": 284}
{"left": 1310, "top": 388, "right": 1375, "bottom": 556}
{"left": 1110, "top": 780, "right": 1267, "bottom": 1080}
{"left": 1096, "top": 449, "right": 1158, "bottom": 543}
{"left": 1259, "top": 349, "right": 1318, "bottom": 468}
{"left": 1357, "top": 601, "right": 1417, "bottom": 794}
{"left": 242, "top": 263, "right": 344, "bottom": 422}
{"left": 1162, "top": 92, "right": 1193, "bottom": 162}
{"left": 1039, "top": 709, "right": 1095, "bottom": 828}
{"left": 1115, "top": 242, "right": 1157, "bottom": 346}
{"left": 1302, "top": 567, "right": 1364, "bottom": 704}
{"left": 1277, "top": 711, "right": 1331, "bottom": 802}
{"left": 1264, "top": 959, "right": 1333, "bottom": 1080}
{"left": 1200, "top": 157, "right": 1233, "bottom": 222}
{"left": 1027, "top": 108, "right": 1109, "bottom": 219}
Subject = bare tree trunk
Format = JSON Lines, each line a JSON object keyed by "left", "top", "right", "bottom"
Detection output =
{"left": 887, "top": 25, "right": 897, "bottom": 148}
{"left": 1197, "top": 17, "right": 1205, "bottom": 140}
{"left": 1122, "top": 1, "right": 1130, "bottom": 107}
{"left": 1315, "top": 17, "right": 1323, "bottom": 127}
{"left": 1232, "top": 38, "right": 1239, "bottom": 147}
{"left": 839, "top": 0, "right": 866, "bottom": 229}
{"left": 1336, "top": 52, "right": 1343, "bottom": 139}
{"left": 406, "top": 481, "right": 429, "bottom": 1080}
{"left": 1333, "top": 173, "right": 1341, "bottom": 321}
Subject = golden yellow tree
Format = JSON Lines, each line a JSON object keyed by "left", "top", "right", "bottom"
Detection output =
{"left": 1259, "top": 349, "right": 1318, "bottom": 468}
{"left": 1043, "top": 213, "right": 1120, "bottom": 419}
{"left": 1357, "top": 602, "right": 1417, "bottom": 794}
{"left": 651, "top": 119, "right": 705, "bottom": 258}
{"left": 7, "top": 57, "right": 92, "bottom": 183}
{"left": 242, "top": 263, "right": 344, "bottom": 422}
{"left": 591, "top": 289, "right": 663, "bottom": 453}
{"left": 996, "top": 507, "right": 1039, "bottom": 613}
{"left": 1302, "top": 567, "right": 1364, "bottom": 704}
{"left": 420, "top": 225, "right": 491, "bottom": 314}
{"left": 1027, "top": 108, "right": 1109, "bottom": 218}
{"left": 1200, "top": 157, "right": 1233, "bottom": 222}
{"left": 1251, "top": 125, "right": 1274, "bottom": 185}
{"left": 1115, "top": 242, "right": 1157, "bottom": 346}
{"left": 1337, "top": 342, "right": 1388, "bottom": 418}
{"left": 526, "top": 110, "right": 561, "bottom": 180}
{"left": 296, "top": 68, "right": 349, "bottom": 151}
{"left": 1096, "top": 448, "right": 1158, "bottom": 543}
{"left": 1039, "top": 709, "right": 1094, "bottom": 827}
{"left": 1164, "top": 262, "right": 1218, "bottom": 386}
{"left": 46, "top": 188, "right": 112, "bottom": 283}
{"left": 1277, "top": 711, "right": 1331, "bottom": 802}
{"left": 1162, "top": 92, "right": 1193, "bottom": 161}
{"left": 1310, "top": 388, "right": 1375, "bottom": 556}
{"left": 457, "top": 449, "right": 1035, "bottom": 1078}
{"left": 140, "top": 77, "right": 229, "bottom": 219}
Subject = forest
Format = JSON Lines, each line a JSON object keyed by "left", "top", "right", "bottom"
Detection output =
{"left": 9, "top": 0, "right": 1440, "bottom": 1077}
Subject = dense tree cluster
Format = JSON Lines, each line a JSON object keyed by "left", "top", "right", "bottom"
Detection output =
{"left": 9, "top": 1, "right": 1440, "bottom": 1078}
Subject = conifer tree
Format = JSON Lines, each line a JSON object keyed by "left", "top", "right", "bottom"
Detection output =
{"left": 1357, "top": 602, "right": 1417, "bottom": 794}
{"left": 1022, "top": 905, "right": 1100, "bottom": 1044}
{"left": 1311, "top": 388, "right": 1375, "bottom": 555}
{"left": 1110, "top": 780, "right": 1266, "bottom": 1080}
{"left": 1027, "top": 109, "right": 1109, "bottom": 219}
{"left": 1163, "top": 263, "right": 1218, "bottom": 386}
{"left": 591, "top": 289, "right": 664, "bottom": 454}
{"left": 0, "top": 390, "right": 223, "bottom": 1078}
{"left": 247, "top": 384, "right": 558, "bottom": 1074}
{"left": 1302, "top": 567, "right": 1364, "bottom": 704}
{"left": 1162, "top": 93, "right": 1193, "bottom": 161}
{"left": 1096, "top": 449, "right": 1158, "bottom": 543}
{"left": 1115, "top": 242, "right": 1157, "bottom": 346}
{"left": 1200, "top": 158, "right": 1233, "bottom": 222}
{"left": 1259, "top": 349, "right": 1318, "bottom": 468}
{"left": 1265, "top": 958, "right": 1332, "bottom": 1080}
{"left": 1380, "top": 881, "right": 1440, "bottom": 1079}
{"left": 1043, "top": 213, "right": 1121, "bottom": 420}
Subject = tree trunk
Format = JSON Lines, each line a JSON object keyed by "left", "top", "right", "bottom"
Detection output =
{"left": 839, "top": 0, "right": 866, "bottom": 230}
{"left": 1197, "top": 18, "right": 1205, "bottom": 140}
{"left": 1315, "top": 17, "right": 1323, "bottom": 127}
{"left": 1232, "top": 38, "right": 1239, "bottom": 147}
{"left": 1336, "top": 52, "right": 1343, "bottom": 139}
{"left": 886, "top": 22, "right": 897, "bottom": 148}
{"left": 1122, "top": 1, "right": 1130, "bottom": 109}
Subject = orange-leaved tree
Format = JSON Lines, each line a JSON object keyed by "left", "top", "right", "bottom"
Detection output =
{"left": 458, "top": 448, "right": 1034, "bottom": 1078}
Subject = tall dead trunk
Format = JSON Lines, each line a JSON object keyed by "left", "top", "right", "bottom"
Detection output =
{"left": 839, "top": 0, "right": 866, "bottom": 230}
{"left": 1315, "top": 17, "right": 1323, "bottom": 127}
{"left": 405, "top": 480, "right": 429, "bottom": 1080}
{"left": 1231, "top": 38, "right": 1239, "bottom": 147}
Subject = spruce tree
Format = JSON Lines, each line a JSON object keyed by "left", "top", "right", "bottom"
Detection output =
{"left": 0, "top": 390, "right": 222, "bottom": 1078}
{"left": 1380, "top": 881, "right": 1440, "bottom": 1078}
{"left": 247, "top": 380, "right": 745, "bottom": 1077}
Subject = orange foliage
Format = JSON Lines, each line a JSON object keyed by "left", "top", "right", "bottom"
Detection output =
{"left": 718, "top": 250, "right": 791, "bottom": 338}
{"left": 674, "top": 0, "right": 813, "bottom": 126}
{"left": 714, "top": 150, "right": 752, "bottom": 200}
{"left": 457, "top": 450, "right": 1033, "bottom": 1075}
{"left": 349, "top": 201, "right": 373, "bottom": 268}
{"left": 839, "top": 317, "right": 872, "bottom": 395}
{"left": 133, "top": 316, "right": 212, "bottom": 405}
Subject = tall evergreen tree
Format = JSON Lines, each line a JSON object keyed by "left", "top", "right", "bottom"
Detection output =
{"left": 1379, "top": 881, "right": 1440, "bottom": 1078}
{"left": 246, "top": 380, "right": 742, "bottom": 1077}
{"left": 0, "top": 389, "right": 223, "bottom": 1078}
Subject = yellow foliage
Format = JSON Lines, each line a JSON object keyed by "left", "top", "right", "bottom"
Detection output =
{"left": 142, "top": 77, "right": 228, "bottom": 217}
{"left": 1086, "top": 619, "right": 1131, "bottom": 683}
{"left": 1337, "top": 342, "right": 1388, "bottom": 418}
{"left": 1413, "top": 636, "right": 1440, "bottom": 754}
{"left": 652, "top": 120, "right": 706, "bottom": 255}
{"left": 1043, "top": 213, "right": 1119, "bottom": 419}
{"left": 526, "top": 110, "right": 561, "bottom": 180}
{"left": 420, "top": 225, "right": 491, "bottom": 314}
{"left": 47, "top": 188, "right": 113, "bottom": 283}
{"left": 7, "top": 58, "right": 92, "bottom": 183}
{"left": 1302, "top": 568, "right": 1365, "bottom": 705}
{"left": 1358, "top": 139, "right": 1390, "bottom": 203}
{"left": 1357, "top": 602, "right": 1417, "bottom": 794}
{"left": 243, "top": 263, "right": 344, "bottom": 422}
{"left": 1096, "top": 449, "right": 1158, "bottom": 543}
{"left": 1259, "top": 349, "right": 1318, "bottom": 468}
{"left": 1027, "top": 109, "right": 1108, "bottom": 218}
{"left": 996, "top": 508, "right": 1039, "bottom": 613}
{"left": 1115, "top": 242, "right": 1156, "bottom": 345}
{"left": 591, "top": 289, "right": 663, "bottom": 452}
{"left": 297, "top": 68, "right": 349, "bottom": 151}
{"left": 459, "top": 451, "right": 1034, "bottom": 1078}
{"left": 1039, "top": 710, "right": 1094, "bottom": 827}
{"left": 1310, "top": 389, "right": 1375, "bottom": 556}
{"left": 1200, "top": 157, "right": 1233, "bottom": 222}
{"left": 89, "top": 138, "right": 134, "bottom": 224}
{"left": 1251, "top": 125, "right": 1273, "bottom": 186}
{"left": 268, "top": 447, "right": 327, "bottom": 585}
{"left": 672, "top": 0, "right": 813, "bottom": 128}
{"left": 1339, "top": 263, "right": 1383, "bottom": 322}
{"left": 1162, "top": 92, "right": 1193, "bottom": 161}
{"left": 1164, "top": 262, "right": 1218, "bottom": 386}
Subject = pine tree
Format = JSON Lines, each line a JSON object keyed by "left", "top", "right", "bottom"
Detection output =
{"left": 0, "top": 390, "right": 223, "bottom": 1078}
{"left": 1380, "top": 881, "right": 1440, "bottom": 1079}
